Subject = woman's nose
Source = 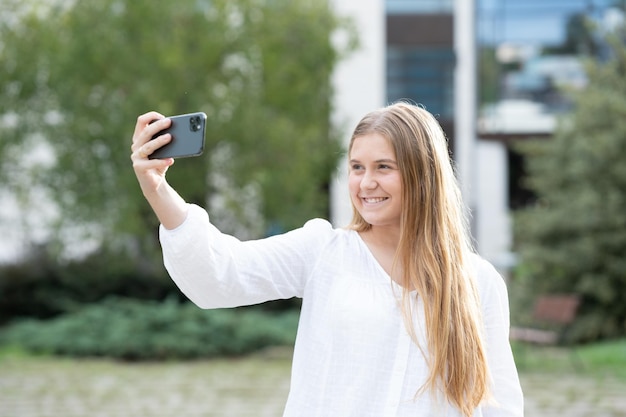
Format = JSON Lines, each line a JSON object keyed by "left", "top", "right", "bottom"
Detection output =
{"left": 360, "top": 171, "right": 377, "bottom": 190}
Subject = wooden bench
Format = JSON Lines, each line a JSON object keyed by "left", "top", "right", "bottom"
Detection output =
{"left": 510, "top": 294, "right": 581, "bottom": 345}
{"left": 510, "top": 294, "right": 583, "bottom": 369}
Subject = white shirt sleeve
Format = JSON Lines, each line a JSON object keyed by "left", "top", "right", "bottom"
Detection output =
{"left": 158, "top": 203, "right": 334, "bottom": 309}
{"left": 475, "top": 258, "right": 525, "bottom": 417}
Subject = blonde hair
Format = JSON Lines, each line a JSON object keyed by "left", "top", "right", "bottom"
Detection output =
{"left": 347, "top": 102, "right": 489, "bottom": 416}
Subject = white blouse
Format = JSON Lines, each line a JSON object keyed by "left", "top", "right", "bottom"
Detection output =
{"left": 159, "top": 204, "right": 524, "bottom": 417}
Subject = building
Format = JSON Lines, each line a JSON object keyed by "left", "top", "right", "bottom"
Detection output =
{"left": 330, "top": 0, "right": 499, "bottom": 265}
{"left": 386, "top": 1, "right": 456, "bottom": 139}
{"left": 380, "top": 1, "right": 616, "bottom": 271}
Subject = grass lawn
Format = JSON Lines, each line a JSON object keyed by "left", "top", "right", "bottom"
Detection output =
{"left": 512, "top": 338, "right": 626, "bottom": 379}
{"left": 1, "top": 340, "right": 625, "bottom": 417}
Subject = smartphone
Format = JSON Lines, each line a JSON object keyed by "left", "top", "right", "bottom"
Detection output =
{"left": 148, "top": 112, "right": 207, "bottom": 159}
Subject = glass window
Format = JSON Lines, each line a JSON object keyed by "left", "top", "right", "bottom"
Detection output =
{"left": 387, "top": 46, "right": 455, "bottom": 118}
{"left": 386, "top": 0, "right": 453, "bottom": 14}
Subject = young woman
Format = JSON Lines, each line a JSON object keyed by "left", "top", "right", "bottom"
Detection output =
{"left": 131, "top": 102, "right": 524, "bottom": 416}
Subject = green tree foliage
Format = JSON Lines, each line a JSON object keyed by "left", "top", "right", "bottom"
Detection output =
{"left": 543, "top": 13, "right": 599, "bottom": 56}
{"left": 514, "top": 38, "right": 626, "bottom": 342}
{"left": 478, "top": 46, "right": 500, "bottom": 105}
{"left": 0, "top": 0, "right": 353, "bottom": 261}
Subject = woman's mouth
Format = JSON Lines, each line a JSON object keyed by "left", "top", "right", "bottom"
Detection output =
{"left": 362, "top": 197, "right": 388, "bottom": 204}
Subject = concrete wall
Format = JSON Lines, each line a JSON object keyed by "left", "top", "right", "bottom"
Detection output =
{"left": 329, "top": 0, "right": 386, "bottom": 227}
{"left": 475, "top": 139, "right": 514, "bottom": 273}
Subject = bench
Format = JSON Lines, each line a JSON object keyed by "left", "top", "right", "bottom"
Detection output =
{"left": 510, "top": 294, "right": 581, "bottom": 345}
{"left": 510, "top": 294, "right": 583, "bottom": 369}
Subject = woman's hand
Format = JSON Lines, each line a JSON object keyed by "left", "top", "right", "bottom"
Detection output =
{"left": 130, "top": 111, "right": 175, "bottom": 196}
{"left": 130, "top": 111, "right": 189, "bottom": 229}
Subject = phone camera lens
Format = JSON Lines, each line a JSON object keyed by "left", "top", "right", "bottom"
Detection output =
{"left": 189, "top": 116, "right": 201, "bottom": 132}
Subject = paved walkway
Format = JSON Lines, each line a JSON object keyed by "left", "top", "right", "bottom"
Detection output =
{"left": 521, "top": 372, "right": 626, "bottom": 416}
{"left": 1, "top": 354, "right": 625, "bottom": 416}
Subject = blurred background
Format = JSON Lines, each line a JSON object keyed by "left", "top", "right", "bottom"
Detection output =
{"left": 1, "top": 0, "right": 625, "bottom": 416}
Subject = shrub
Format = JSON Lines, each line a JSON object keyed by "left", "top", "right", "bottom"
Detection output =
{"left": 0, "top": 297, "right": 299, "bottom": 360}
{"left": 0, "top": 245, "right": 178, "bottom": 323}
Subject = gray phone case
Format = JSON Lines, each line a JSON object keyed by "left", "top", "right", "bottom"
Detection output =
{"left": 149, "top": 112, "right": 207, "bottom": 159}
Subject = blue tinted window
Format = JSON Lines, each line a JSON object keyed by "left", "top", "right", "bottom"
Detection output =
{"left": 387, "top": 46, "right": 455, "bottom": 117}
{"left": 386, "top": 0, "right": 453, "bottom": 14}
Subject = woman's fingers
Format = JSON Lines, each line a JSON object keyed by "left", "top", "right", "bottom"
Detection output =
{"left": 130, "top": 111, "right": 174, "bottom": 165}
{"left": 131, "top": 111, "right": 170, "bottom": 149}
{"left": 132, "top": 133, "right": 172, "bottom": 160}
{"left": 131, "top": 111, "right": 174, "bottom": 168}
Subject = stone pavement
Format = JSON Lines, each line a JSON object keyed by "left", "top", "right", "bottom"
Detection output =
{"left": 1, "top": 354, "right": 625, "bottom": 416}
{"left": 521, "top": 372, "right": 626, "bottom": 417}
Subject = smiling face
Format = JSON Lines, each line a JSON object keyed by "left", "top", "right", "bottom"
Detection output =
{"left": 348, "top": 133, "right": 403, "bottom": 232}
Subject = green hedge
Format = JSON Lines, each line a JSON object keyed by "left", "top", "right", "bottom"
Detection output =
{"left": 0, "top": 298, "right": 299, "bottom": 360}
{"left": 0, "top": 245, "right": 301, "bottom": 324}
{"left": 0, "top": 246, "right": 178, "bottom": 323}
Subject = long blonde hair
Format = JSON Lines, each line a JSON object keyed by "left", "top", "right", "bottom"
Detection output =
{"left": 347, "top": 102, "right": 489, "bottom": 416}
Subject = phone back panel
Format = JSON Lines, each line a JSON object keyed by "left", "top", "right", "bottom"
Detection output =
{"left": 149, "top": 112, "right": 207, "bottom": 159}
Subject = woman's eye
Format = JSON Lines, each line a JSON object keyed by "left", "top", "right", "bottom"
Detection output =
{"left": 351, "top": 164, "right": 363, "bottom": 170}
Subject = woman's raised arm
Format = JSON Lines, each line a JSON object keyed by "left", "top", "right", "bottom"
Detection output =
{"left": 130, "top": 111, "right": 189, "bottom": 230}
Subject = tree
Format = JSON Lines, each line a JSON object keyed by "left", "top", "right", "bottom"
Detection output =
{"left": 477, "top": 46, "right": 500, "bottom": 105}
{"left": 543, "top": 13, "right": 599, "bottom": 56}
{"left": 0, "top": 0, "right": 355, "bottom": 263}
{"left": 514, "top": 37, "right": 626, "bottom": 342}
